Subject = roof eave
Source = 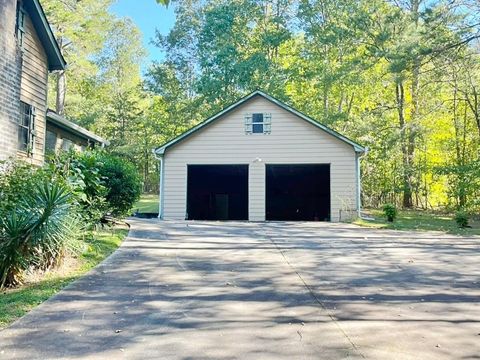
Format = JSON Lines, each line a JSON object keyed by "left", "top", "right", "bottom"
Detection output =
{"left": 154, "top": 90, "right": 365, "bottom": 155}
{"left": 256, "top": 91, "right": 366, "bottom": 153}
{"left": 154, "top": 91, "right": 261, "bottom": 154}
{"left": 25, "top": 0, "right": 66, "bottom": 71}
{"left": 46, "top": 111, "right": 109, "bottom": 146}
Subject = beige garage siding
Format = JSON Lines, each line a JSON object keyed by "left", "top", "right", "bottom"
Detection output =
{"left": 162, "top": 95, "right": 358, "bottom": 222}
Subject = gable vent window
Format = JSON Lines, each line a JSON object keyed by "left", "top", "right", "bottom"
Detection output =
{"left": 18, "top": 101, "right": 35, "bottom": 153}
{"left": 16, "top": 3, "right": 26, "bottom": 48}
{"left": 245, "top": 113, "right": 271, "bottom": 134}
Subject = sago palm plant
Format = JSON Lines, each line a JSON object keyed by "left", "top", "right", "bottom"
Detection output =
{"left": 0, "top": 182, "right": 79, "bottom": 288}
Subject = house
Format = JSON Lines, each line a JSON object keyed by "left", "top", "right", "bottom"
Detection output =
{"left": 45, "top": 110, "right": 109, "bottom": 154}
{"left": 0, "top": 0, "right": 106, "bottom": 165}
{"left": 154, "top": 90, "right": 366, "bottom": 222}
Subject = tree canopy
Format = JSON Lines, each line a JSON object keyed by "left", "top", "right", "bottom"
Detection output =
{"left": 44, "top": 0, "right": 480, "bottom": 212}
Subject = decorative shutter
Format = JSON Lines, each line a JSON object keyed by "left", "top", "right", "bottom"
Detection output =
{"left": 245, "top": 113, "right": 253, "bottom": 134}
{"left": 29, "top": 106, "right": 35, "bottom": 154}
{"left": 263, "top": 113, "right": 271, "bottom": 134}
{"left": 17, "top": 7, "right": 26, "bottom": 47}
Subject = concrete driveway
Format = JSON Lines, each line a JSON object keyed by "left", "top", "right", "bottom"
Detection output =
{"left": 1, "top": 220, "right": 479, "bottom": 359}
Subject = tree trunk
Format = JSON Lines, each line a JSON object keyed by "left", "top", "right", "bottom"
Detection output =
{"left": 403, "top": 0, "right": 421, "bottom": 208}
{"left": 395, "top": 79, "right": 413, "bottom": 208}
{"left": 452, "top": 81, "right": 465, "bottom": 207}
{"left": 56, "top": 71, "right": 66, "bottom": 115}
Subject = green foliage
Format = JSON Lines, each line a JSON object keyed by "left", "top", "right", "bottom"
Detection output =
{"left": 133, "top": 194, "right": 159, "bottom": 214}
{"left": 0, "top": 182, "right": 79, "bottom": 288}
{"left": 0, "top": 229, "right": 127, "bottom": 328}
{"left": 454, "top": 211, "right": 469, "bottom": 228}
{"left": 42, "top": 0, "right": 480, "bottom": 212}
{"left": 0, "top": 161, "right": 46, "bottom": 216}
{"left": 0, "top": 152, "right": 139, "bottom": 289}
{"left": 47, "top": 151, "right": 108, "bottom": 226}
{"left": 97, "top": 154, "right": 142, "bottom": 217}
{"left": 42, "top": 0, "right": 116, "bottom": 113}
{"left": 383, "top": 203, "right": 398, "bottom": 222}
{"left": 356, "top": 209, "right": 480, "bottom": 236}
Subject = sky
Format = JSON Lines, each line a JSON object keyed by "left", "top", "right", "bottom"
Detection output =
{"left": 110, "top": 0, "right": 176, "bottom": 69}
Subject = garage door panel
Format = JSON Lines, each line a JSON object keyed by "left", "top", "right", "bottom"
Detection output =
{"left": 266, "top": 164, "right": 330, "bottom": 221}
{"left": 187, "top": 165, "right": 248, "bottom": 220}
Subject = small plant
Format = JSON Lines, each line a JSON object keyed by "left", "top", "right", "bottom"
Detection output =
{"left": 383, "top": 203, "right": 397, "bottom": 222}
{"left": 455, "top": 210, "right": 469, "bottom": 228}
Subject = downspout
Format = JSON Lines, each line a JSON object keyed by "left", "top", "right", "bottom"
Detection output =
{"left": 153, "top": 149, "right": 164, "bottom": 219}
{"left": 356, "top": 147, "right": 369, "bottom": 219}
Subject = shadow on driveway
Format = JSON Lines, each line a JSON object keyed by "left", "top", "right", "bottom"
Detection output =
{"left": 0, "top": 219, "right": 478, "bottom": 359}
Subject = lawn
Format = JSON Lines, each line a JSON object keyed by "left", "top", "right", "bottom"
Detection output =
{"left": 355, "top": 209, "right": 480, "bottom": 236}
{"left": 132, "top": 193, "right": 159, "bottom": 214}
{"left": 0, "top": 228, "right": 128, "bottom": 329}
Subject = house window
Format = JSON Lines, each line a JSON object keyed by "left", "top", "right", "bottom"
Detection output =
{"left": 18, "top": 101, "right": 34, "bottom": 153}
{"left": 16, "top": 2, "right": 26, "bottom": 48}
{"left": 61, "top": 139, "right": 73, "bottom": 151}
{"left": 245, "top": 113, "right": 271, "bottom": 134}
{"left": 45, "top": 130, "right": 57, "bottom": 153}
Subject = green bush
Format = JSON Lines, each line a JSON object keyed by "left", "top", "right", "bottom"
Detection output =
{"left": 0, "top": 161, "right": 48, "bottom": 217}
{"left": 48, "top": 151, "right": 108, "bottom": 226}
{"left": 455, "top": 210, "right": 469, "bottom": 228}
{"left": 0, "top": 152, "right": 141, "bottom": 288}
{"left": 0, "top": 181, "right": 79, "bottom": 288}
{"left": 97, "top": 154, "right": 142, "bottom": 217}
{"left": 383, "top": 203, "right": 397, "bottom": 222}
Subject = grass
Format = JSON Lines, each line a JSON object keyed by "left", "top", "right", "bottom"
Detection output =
{"left": 0, "top": 228, "right": 128, "bottom": 329}
{"left": 355, "top": 209, "right": 480, "bottom": 236}
{"left": 132, "top": 193, "right": 158, "bottom": 214}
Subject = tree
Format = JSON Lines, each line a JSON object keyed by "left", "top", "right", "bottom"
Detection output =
{"left": 42, "top": 0, "right": 115, "bottom": 115}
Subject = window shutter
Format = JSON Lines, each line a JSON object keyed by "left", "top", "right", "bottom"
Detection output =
{"left": 16, "top": 6, "right": 26, "bottom": 48}
{"left": 30, "top": 106, "right": 35, "bottom": 135}
{"left": 263, "top": 113, "right": 272, "bottom": 134}
{"left": 245, "top": 113, "right": 253, "bottom": 134}
{"left": 18, "top": 9, "right": 25, "bottom": 31}
{"left": 29, "top": 106, "right": 35, "bottom": 154}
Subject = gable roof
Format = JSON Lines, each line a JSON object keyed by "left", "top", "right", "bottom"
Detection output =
{"left": 47, "top": 110, "right": 109, "bottom": 146}
{"left": 154, "top": 90, "right": 365, "bottom": 156}
{"left": 24, "top": 0, "right": 66, "bottom": 71}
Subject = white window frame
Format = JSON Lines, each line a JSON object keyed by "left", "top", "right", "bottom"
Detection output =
{"left": 18, "top": 101, "right": 35, "bottom": 154}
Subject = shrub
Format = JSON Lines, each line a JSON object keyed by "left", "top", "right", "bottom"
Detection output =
{"left": 97, "top": 154, "right": 142, "bottom": 217}
{"left": 383, "top": 203, "right": 397, "bottom": 222}
{"left": 455, "top": 210, "right": 469, "bottom": 228}
{"left": 0, "top": 182, "right": 79, "bottom": 288}
{"left": 0, "top": 161, "right": 48, "bottom": 217}
{"left": 48, "top": 151, "right": 108, "bottom": 226}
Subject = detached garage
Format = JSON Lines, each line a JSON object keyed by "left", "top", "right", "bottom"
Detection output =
{"left": 154, "top": 91, "right": 365, "bottom": 222}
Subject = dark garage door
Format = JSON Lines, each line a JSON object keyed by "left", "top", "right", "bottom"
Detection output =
{"left": 266, "top": 164, "right": 330, "bottom": 221}
{"left": 187, "top": 165, "right": 248, "bottom": 220}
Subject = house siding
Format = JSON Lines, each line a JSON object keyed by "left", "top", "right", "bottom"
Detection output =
{"left": 0, "top": 0, "right": 49, "bottom": 166}
{"left": 0, "top": 0, "right": 22, "bottom": 162}
{"left": 17, "top": 8, "right": 49, "bottom": 166}
{"left": 162, "top": 95, "right": 358, "bottom": 222}
{"left": 45, "top": 121, "right": 90, "bottom": 153}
